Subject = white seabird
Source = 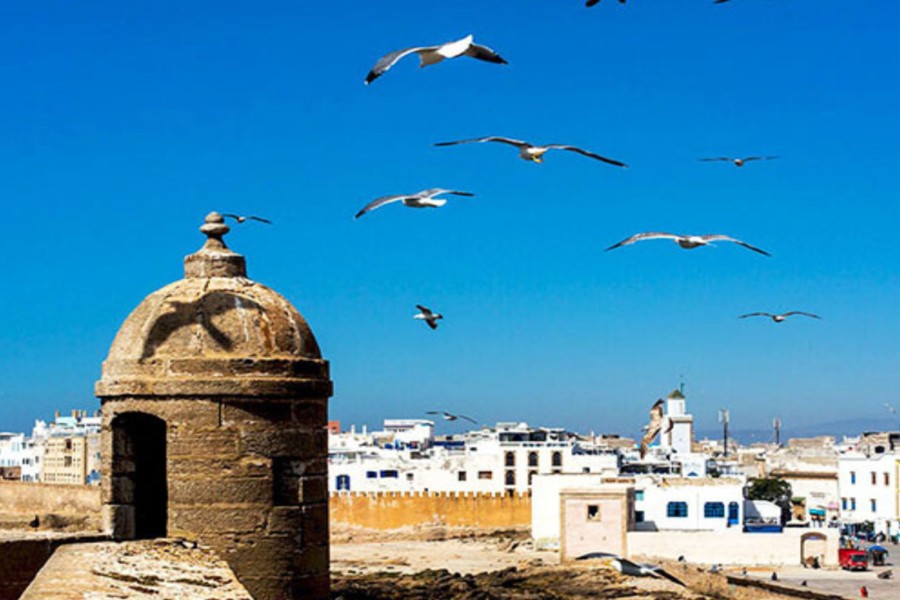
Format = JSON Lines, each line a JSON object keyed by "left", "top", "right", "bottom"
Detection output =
{"left": 426, "top": 410, "right": 478, "bottom": 424}
{"left": 434, "top": 136, "right": 627, "bottom": 167}
{"left": 639, "top": 399, "right": 672, "bottom": 459}
{"left": 365, "top": 35, "right": 507, "bottom": 85}
{"left": 414, "top": 305, "right": 443, "bottom": 330}
{"left": 222, "top": 213, "right": 272, "bottom": 224}
{"left": 605, "top": 232, "right": 770, "bottom": 256}
{"left": 739, "top": 311, "right": 821, "bottom": 323}
{"left": 699, "top": 155, "right": 778, "bottom": 167}
{"left": 354, "top": 189, "right": 474, "bottom": 219}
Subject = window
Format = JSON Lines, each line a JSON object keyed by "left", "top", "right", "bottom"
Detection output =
{"left": 458, "top": 471, "right": 467, "bottom": 482}
{"left": 272, "top": 458, "right": 301, "bottom": 505}
{"left": 704, "top": 502, "right": 725, "bottom": 518}
{"left": 635, "top": 510, "right": 645, "bottom": 523}
{"left": 552, "top": 451, "right": 562, "bottom": 468}
{"left": 850, "top": 471, "right": 856, "bottom": 485}
{"left": 478, "top": 471, "right": 493, "bottom": 480}
{"left": 851, "top": 498, "right": 857, "bottom": 511}
{"left": 505, "top": 470, "right": 515, "bottom": 486}
{"left": 587, "top": 505, "right": 600, "bottom": 521}
{"left": 885, "top": 473, "right": 890, "bottom": 486}
{"left": 528, "top": 470, "right": 537, "bottom": 485}
{"left": 505, "top": 451, "right": 515, "bottom": 467}
{"left": 667, "top": 501, "right": 688, "bottom": 518}
{"left": 871, "top": 472, "right": 877, "bottom": 485}
{"left": 634, "top": 490, "right": 645, "bottom": 501}
{"left": 64, "top": 456, "right": 73, "bottom": 467}
{"left": 380, "top": 470, "right": 398, "bottom": 478}
{"left": 528, "top": 451, "right": 538, "bottom": 467}
{"left": 406, "top": 473, "right": 414, "bottom": 482}
{"left": 871, "top": 499, "right": 877, "bottom": 512}
{"left": 65, "top": 439, "right": 73, "bottom": 451}
{"left": 841, "top": 497, "right": 847, "bottom": 510}
{"left": 366, "top": 471, "right": 377, "bottom": 479}
{"left": 336, "top": 474, "right": 351, "bottom": 491}
{"left": 582, "top": 467, "right": 591, "bottom": 473}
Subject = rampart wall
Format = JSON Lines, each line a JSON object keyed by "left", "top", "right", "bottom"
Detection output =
{"left": 0, "top": 482, "right": 101, "bottom": 530}
{"left": 330, "top": 491, "right": 531, "bottom": 540}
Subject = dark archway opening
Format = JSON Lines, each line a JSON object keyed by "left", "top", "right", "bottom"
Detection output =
{"left": 111, "top": 412, "right": 167, "bottom": 539}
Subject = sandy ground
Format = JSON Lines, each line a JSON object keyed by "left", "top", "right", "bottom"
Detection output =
{"left": 332, "top": 538, "right": 834, "bottom": 600}
{"left": 332, "top": 537, "right": 555, "bottom": 576}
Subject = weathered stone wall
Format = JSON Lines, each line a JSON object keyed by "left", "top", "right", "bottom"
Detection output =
{"left": 0, "top": 482, "right": 101, "bottom": 530}
{"left": 0, "top": 533, "right": 107, "bottom": 600}
{"left": 102, "top": 397, "right": 329, "bottom": 600}
{"left": 329, "top": 491, "right": 531, "bottom": 538}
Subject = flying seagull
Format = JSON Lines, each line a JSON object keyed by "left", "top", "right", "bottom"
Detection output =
{"left": 354, "top": 188, "right": 474, "bottom": 219}
{"left": 222, "top": 213, "right": 272, "bottom": 224}
{"left": 435, "top": 136, "right": 627, "bottom": 167}
{"left": 640, "top": 399, "right": 673, "bottom": 459}
{"left": 414, "top": 305, "right": 443, "bottom": 330}
{"left": 586, "top": 0, "right": 626, "bottom": 5}
{"left": 365, "top": 35, "right": 507, "bottom": 85}
{"left": 426, "top": 411, "right": 478, "bottom": 425}
{"left": 739, "top": 311, "right": 821, "bottom": 323}
{"left": 699, "top": 156, "right": 778, "bottom": 167}
{"left": 605, "top": 232, "right": 770, "bottom": 256}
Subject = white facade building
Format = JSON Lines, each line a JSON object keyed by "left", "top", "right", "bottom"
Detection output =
{"left": 329, "top": 421, "right": 620, "bottom": 494}
{"left": 838, "top": 450, "right": 899, "bottom": 535}
{"left": 532, "top": 474, "right": 746, "bottom": 548}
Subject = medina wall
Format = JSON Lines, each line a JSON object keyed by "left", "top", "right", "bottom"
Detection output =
{"left": 330, "top": 491, "right": 531, "bottom": 540}
{"left": 0, "top": 482, "right": 101, "bottom": 530}
{"left": 627, "top": 528, "right": 841, "bottom": 567}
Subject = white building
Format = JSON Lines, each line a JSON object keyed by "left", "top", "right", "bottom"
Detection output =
{"left": 532, "top": 473, "right": 746, "bottom": 548}
{"left": 838, "top": 449, "right": 899, "bottom": 535}
{"left": 329, "top": 421, "right": 619, "bottom": 494}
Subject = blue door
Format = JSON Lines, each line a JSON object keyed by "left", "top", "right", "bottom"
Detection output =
{"left": 336, "top": 474, "right": 351, "bottom": 491}
{"left": 728, "top": 501, "right": 740, "bottom": 526}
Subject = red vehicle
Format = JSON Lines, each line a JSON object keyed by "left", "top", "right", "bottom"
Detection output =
{"left": 839, "top": 548, "right": 868, "bottom": 571}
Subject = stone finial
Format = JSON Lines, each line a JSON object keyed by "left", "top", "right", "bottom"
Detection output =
{"left": 184, "top": 212, "right": 247, "bottom": 279}
{"left": 199, "top": 211, "right": 231, "bottom": 251}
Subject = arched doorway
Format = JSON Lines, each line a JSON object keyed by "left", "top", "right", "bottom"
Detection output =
{"left": 801, "top": 532, "right": 827, "bottom": 567}
{"left": 111, "top": 413, "right": 167, "bottom": 539}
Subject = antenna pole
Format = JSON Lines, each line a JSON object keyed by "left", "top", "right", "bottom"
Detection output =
{"left": 720, "top": 409, "right": 730, "bottom": 458}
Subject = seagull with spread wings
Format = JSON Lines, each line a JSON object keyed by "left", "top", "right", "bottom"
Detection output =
{"left": 414, "top": 305, "right": 443, "bottom": 330}
{"left": 435, "top": 136, "right": 627, "bottom": 167}
{"left": 609, "top": 556, "right": 686, "bottom": 587}
{"left": 354, "top": 189, "right": 474, "bottom": 219}
{"left": 639, "top": 399, "right": 673, "bottom": 459}
{"left": 426, "top": 411, "right": 478, "bottom": 425}
{"left": 605, "top": 232, "right": 770, "bottom": 256}
{"left": 222, "top": 213, "right": 272, "bottom": 224}
{"left": 739, "top": 311, "right": 821, "bottom": 323}
{"left": 699, "top": 156, "right": 778, "bottom": 167}
{"left": 365, "top": 35, "right": 507, "bottom": 85}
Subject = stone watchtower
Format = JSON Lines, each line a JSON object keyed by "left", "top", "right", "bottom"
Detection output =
{"left": 95, "top": 212, "right": 332, "bottom": 599}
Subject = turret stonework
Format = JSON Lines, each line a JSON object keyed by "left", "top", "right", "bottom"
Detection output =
{"left": 96, "top": 212, "right": 332, "bottom": 600}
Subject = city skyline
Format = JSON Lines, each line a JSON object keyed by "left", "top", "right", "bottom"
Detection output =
{"left": 1, "top": 2, "right": 899, "bottom": 435}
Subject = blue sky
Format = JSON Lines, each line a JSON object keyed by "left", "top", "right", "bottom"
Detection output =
{"left": 1, "top": 1, "right": 899, "bottom": 439}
